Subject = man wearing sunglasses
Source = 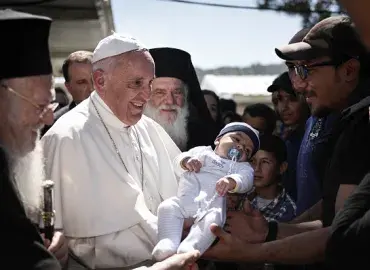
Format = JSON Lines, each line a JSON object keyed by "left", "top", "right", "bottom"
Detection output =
{"left": 204, "top": 15, "right": 370, "bottom": 269}
{"left": 275, "top": 15, "right": 370, "bottom": 232}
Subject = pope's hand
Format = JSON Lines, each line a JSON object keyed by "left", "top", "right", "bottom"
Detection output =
{"left": 151, "top": 251, "right": 200, "bottom": 270}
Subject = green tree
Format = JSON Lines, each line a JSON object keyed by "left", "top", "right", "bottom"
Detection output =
{"left": 256, "top": 0, "right": 345, "bottom": 27}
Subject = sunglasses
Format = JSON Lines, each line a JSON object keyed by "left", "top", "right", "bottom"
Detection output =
{"left": 288, "top": 56, "right": 356, "bottom": 80}
{"left": 292, "top": 60, "right": 338, "bottom": 80}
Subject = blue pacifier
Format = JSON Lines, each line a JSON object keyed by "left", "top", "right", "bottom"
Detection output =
{"left": 227, "top": 147, "right": 242, "bottom": 161}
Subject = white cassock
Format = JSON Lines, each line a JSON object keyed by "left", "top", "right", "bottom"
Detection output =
{"left": 42, "top": 91, "right": 180, "bottom": 269}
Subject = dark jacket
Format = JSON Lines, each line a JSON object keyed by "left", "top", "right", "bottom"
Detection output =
{"left": 41, "top": 101, "right": 77, "bottom": 136}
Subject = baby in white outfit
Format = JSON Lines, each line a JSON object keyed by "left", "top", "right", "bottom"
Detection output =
{"left": 152, "top": 122, "right": 260, "bottom": 260}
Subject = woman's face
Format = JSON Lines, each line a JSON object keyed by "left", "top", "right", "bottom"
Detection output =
{"left": 204, "top": 93, "right": 218, "bottom": 122}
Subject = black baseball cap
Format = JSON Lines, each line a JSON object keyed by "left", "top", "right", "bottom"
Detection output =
{"left": 267, "top": 72, "right": 295, "bottom": 96}
{"left": 275, "top": 16, "right": 367, "bottom": 61}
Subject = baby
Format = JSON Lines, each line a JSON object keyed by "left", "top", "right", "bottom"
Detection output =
{"left": 152, "top": 122, "right": 260, "bottom": 260}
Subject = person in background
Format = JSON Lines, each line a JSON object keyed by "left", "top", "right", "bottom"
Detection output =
{"left": 339, "top": 0, "right": 370, "bottom": 50}
{"left": 144, "top": 48, "right": 219, "bottom": 151}
{"left": 267, "top": 72, "right": 309, "bottom": 201}
{"left": 219, "top": 98, "right": 237, "bottom": 115}
{"left": 62, "top": 50, "right": 94, "bottom": 107}
{"left": 222, "top": 111, "right": 243, "bottom": 125}
{"left": 48, "top": 86, "right": 70, "bottom": 115}
{"left": 247, "top": 135, "right": 296, "bottom": 222}
{"left": 268, "top": 72, "right": 309, "bottom": 140}
{"left": 42, "top": 51, "right": 94, "bottom": 136}
{"left": 235, "top": 135, "right": 297, "bottom": 270}
{"left": 203, "top": 89, "right": 224, "bottom": 130}
{"left": 242, "top": 103, "right": 277, "bottom": 136}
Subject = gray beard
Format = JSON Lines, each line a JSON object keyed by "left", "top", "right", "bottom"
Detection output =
{"left": 12, "top": 138, "right": 45, "bottom": 223}
{"left": 144, "top": 103, "right": 189, "bottom": 150}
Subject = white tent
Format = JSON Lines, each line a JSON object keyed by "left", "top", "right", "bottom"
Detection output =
{"left": 201, "top": 74, "right": 278, "bottom": 99}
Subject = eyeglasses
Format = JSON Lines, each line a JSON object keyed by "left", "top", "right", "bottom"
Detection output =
{"left": 291, "top": 60, "right": 339, "bottom": 80}
{"left": 288, "top": 56, "right": 356, "bottom": 80}
{"left": 1, "top": 83, "right": 52, "bottom": 119}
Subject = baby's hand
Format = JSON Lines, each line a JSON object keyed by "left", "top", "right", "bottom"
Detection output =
{"left": 216, "top": 177, "right": 236, "bottom": 196}
{"left": 183, "top": 157, "right": 202, "bottom": 173}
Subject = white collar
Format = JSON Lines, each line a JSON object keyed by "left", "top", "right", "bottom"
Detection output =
{"left": 89, "top": 91, "right": 129, "bottom": 131}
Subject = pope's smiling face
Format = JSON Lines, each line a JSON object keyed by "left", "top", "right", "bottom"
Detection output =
{"left": 93, "top": 50, "right": 155, "bottom": 125}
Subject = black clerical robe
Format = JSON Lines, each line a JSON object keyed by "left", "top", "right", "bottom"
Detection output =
{"left": 0, "top": 146, "right": 61, "bottom": 270}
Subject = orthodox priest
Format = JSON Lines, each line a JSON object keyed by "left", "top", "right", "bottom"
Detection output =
{"left": 0, "top": 9, "right": 63, "bottom": 269}
{"left": 144, "top": 47, "right": 220, "bottom": 151}
{"left": 42, "top": 33, "right": 199, "bottom": 269}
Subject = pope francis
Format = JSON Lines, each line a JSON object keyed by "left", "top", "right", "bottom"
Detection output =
{"left": 42, "top": 33, "right": 195, "bottom": 269}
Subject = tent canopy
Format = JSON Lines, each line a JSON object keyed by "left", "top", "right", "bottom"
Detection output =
{"left": 201, "top": 74, "right": 277, "bottom": 99}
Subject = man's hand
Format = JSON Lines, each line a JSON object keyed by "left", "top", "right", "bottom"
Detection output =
{"left": 226, "top": 193, "right": 242, "bottom": 210}
{"left": 151, "top": 251, "right": 200, "bottom": 270}
{"left": 203, "top": 224, "right": 261, "bottom": 262}
{"left": 216, "top": 177, "right": 236, "bottom": 196}
{"left": 183, "top": 158, "right": 202, "bottom": 173}
{"left": 42, "top": 231, "right": 68, "bottom": 265}
{"left": 225, "top": 201, "right": 268, "bottom": 243}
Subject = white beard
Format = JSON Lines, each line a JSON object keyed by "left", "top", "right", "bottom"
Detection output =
{"left": 144, "top": 102, "right": 189, "bottom": 150}
{"left": 13, "top": 138, "right": 45, "bottom": 222}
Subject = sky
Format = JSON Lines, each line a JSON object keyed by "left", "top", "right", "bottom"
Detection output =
{"left": 111, "top": 0, "right": 303, "bottom": 69}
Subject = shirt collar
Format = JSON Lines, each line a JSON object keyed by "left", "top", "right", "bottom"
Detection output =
{"left": 89, "top": 91, "right": 130, "bottom": 130}
{"left": 249, "top": 188, "right": 287, "bottom": 211}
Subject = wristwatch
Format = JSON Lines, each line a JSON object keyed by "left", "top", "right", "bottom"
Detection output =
{"left": 265, "top": 220, "right": 278, "bottom": 242}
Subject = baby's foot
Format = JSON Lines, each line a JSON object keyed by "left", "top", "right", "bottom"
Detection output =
{"left": 152, "top": 239, "right": 177, "bottom": 261}
{"left": 177, "top": 241, "right": 197, "bottom": 254}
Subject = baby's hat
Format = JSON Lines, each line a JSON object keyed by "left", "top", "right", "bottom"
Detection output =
{"left": 217, "top": 122, "right": 260, "bottom": 156}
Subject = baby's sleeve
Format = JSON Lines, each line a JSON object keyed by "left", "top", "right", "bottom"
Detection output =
{"left": 173, "top": 146, "right": 210, "bottom": 176}
{"left": 226, "top": 162, "right": 254, "bottom": 194}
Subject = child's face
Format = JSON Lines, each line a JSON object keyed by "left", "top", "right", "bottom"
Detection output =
{"left": 250, "top": 150, "right": 279, "bottom": 188}
{"left": 215, "top": 131, "right": 255, "bottom": 162}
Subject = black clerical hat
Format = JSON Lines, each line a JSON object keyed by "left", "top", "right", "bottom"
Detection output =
{"left": 0, "top": 9, "right": 52, "bottom": 80}
{"left": 149, "top": 47, "right": 212, "bottom": 122}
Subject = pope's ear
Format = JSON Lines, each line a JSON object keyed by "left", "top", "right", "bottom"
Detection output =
{"left": 92, "top": 69, "right": 105, "bottom": 94}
